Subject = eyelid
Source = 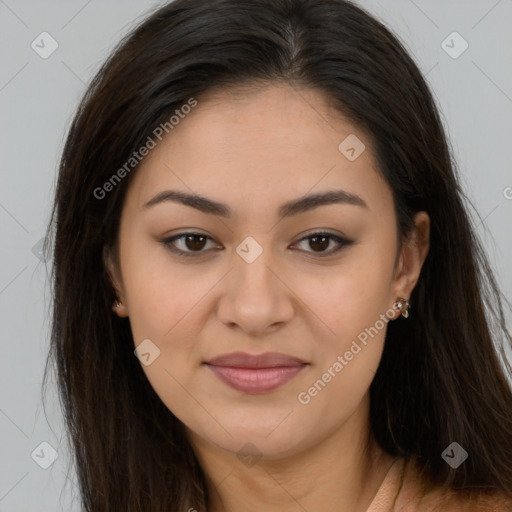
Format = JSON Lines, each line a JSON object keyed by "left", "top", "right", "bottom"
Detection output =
{"left": 161, "top": 230, "right": 353, "bottom": 258}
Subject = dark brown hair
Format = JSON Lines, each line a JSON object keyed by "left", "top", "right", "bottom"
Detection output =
{"left": 43, "top": 0, "right": 512, "bottom": 510}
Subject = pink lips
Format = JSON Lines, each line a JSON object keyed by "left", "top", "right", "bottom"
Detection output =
{"left": 204, "top": 351, "right": 307, "bottom": 394}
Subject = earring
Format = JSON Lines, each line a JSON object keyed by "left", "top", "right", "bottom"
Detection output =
{"left": 395, "top": 297, "right": 411, "bottom": 318}
{"left": 112, "top": 299, "right": 122, "bottom": 311}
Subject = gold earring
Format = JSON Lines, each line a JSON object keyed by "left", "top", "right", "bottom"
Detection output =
{"left": 395, "top": 297, "right": 411, "bottom": 318}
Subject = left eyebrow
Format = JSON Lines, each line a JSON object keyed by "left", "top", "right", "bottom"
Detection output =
{"left": 142, "top": 189, "right": 368, "bottom": 219}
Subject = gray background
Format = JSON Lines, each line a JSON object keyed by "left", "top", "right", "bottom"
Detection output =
{"left": 1, "top": 1, "right": 511, "bottom": 510}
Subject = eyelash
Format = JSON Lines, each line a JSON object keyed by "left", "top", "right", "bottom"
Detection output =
{"left": 161, "top": 231, "right": 353, "bottom": 258}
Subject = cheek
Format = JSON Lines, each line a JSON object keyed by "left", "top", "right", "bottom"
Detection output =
{"left": 121, "top": 242, "right": 209, "bottom": 343}
{"left": 294, "top": 269, "right": 393, "bottom": 428}
{"left": 121, "top": 248, "right": 211, "bottom": 429}
{"left": 305, "top": 244, "right": 396, "bottom": 344}
{"left": 295, "top": 241, "right": 395, "bottom": 406}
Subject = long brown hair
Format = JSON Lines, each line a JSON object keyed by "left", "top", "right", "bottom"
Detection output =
{"left": 43, "top": 0, "right": 512, "bottom": 510}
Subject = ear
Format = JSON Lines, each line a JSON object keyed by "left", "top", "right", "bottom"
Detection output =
{"left": 391, "top": 211, "right": 430, "bottom": 304}
{"left": 103, "top": 245, "right": 129, "bottom": 317}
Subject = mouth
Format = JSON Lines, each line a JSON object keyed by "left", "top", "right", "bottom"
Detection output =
{"left": 203, "top": 351, "right": 308, "bottom": 394}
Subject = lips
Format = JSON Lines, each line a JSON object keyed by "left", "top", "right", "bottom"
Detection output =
{"left": 206, "top": 351, "right": 307, "bottom": 368}
{"left": 204, "top": 351, "right": 308, "bottom": 394}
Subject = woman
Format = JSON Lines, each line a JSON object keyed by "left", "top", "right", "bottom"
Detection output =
{"left": 43, "top": 0, "right": 512, "bottom": 510}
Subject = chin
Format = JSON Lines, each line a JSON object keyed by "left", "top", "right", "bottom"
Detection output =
{"left": 203, "top": 419, "right": 312, "bottom": 461}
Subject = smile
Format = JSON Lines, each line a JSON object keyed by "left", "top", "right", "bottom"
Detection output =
{"left": 204, "top": 364, "right": 307, "bottom": 394}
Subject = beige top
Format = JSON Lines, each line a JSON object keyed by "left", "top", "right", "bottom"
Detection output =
{"left": 366, "top": 457, "right": 512, "bottom": 512}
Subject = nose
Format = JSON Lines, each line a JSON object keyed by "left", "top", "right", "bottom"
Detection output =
{"left": 216, "top": 245, "right": 295, "bottom": 337}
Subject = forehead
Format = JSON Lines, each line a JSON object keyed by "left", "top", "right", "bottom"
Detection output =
{"left": 123, "top": 84, "right": 391, "bottom": 219}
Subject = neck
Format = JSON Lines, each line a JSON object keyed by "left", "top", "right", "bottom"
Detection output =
{"left": 187, "top": 399, "right": 395, "bottom": 512}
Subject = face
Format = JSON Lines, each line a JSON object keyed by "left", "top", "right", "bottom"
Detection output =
{"left": 106, "top": 84, "right": 429, "bottom": 461}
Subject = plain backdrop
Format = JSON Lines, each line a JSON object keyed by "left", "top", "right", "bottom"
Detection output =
{"left": 0, "top": 1, "right": 511, "bottom": 510}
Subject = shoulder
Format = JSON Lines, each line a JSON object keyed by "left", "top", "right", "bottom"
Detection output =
{"left": 368, "top": 456, "right": 512, "bottom": 512}
{"left": 398, "top": 456, "right": 512, "bottom": 512}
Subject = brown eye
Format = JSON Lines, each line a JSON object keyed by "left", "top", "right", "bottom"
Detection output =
{"left": 293, "top": 232, "right": 352, "bottom": 256}
{"left": 182, "top": 234, "right": 208, "bottom": 251}
{"left": 162, "top": 233, "right": 220, "bottom": 257}
{"left": 308, "top": 234, "right": 331, "bottom": 252}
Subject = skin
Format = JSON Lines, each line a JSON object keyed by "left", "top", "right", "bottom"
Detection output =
{"left": 106, "top": 83, "right": 430, "bottom": 512}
